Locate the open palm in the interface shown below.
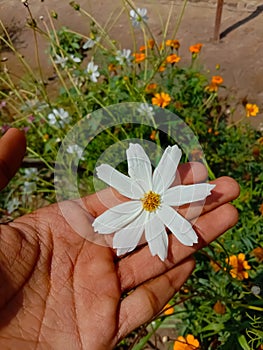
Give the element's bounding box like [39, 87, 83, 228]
[0, 129, 239, 349]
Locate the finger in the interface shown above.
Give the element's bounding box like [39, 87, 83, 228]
[117, 257, 195, 340]
[117, 202, 238, 292]
[0, 128, 26, 190]
[85, 162, 208, 217]
[179, 176, 240, 221]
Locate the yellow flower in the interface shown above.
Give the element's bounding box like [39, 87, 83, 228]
[211, 75, 224, 85]
[133, 52, 146, 63]
[213, 301, 226, 315]
[166, 39, 180, 50]
[166, 54, 181, 64]
[162, 303, 174, 315]
[173, 334, 200, 350]
[43, 134, 49, 142]
[189, 43, 203, 54]
[226, 253, 251, 280]
[246, 103, 259, 117]
[152, 92, 171, 108]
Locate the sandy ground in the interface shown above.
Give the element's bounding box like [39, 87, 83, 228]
[1, 0, 263, 129]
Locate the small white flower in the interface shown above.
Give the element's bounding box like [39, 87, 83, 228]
[93, 143, 215, 261]
[6, 198, 21, 214]
[69, 55, 81, 63]
[24, 167, 38, 179]
[251, 285, 261, 295]
[83, 36, 101, 50]
[137, 103, 154, 119]
[86, 61, 100, 82]
[130, 8, 148, 27]
[47, 108, 71, 127]
[67, 144, 84, 160]
[23, 181, 37, 194]
[115, 49, 132, 66]
[54, 54, 69, 68]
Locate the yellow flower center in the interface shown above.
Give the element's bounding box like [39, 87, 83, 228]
[141, 191, 161, 212]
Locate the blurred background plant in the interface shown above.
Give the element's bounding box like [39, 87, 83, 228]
[0, 0, 262, 349]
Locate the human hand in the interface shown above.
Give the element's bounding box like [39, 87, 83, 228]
[0, 130, 239, 349]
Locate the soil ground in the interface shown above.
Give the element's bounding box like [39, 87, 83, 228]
[1, 0, 263, 128]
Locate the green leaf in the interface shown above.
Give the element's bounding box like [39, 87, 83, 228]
[237, 335, 250, 350]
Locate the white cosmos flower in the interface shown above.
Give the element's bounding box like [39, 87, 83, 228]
[115, 49, 132, 66]
[86, 61, 100, 82]
[67, 144, 84, 160]
[48, 108, 71, 127]
[92, 143, 215, 261]
[130, 8, 148, 27]
[54, 54, 69, 68]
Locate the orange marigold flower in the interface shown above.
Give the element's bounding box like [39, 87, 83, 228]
[252, 247, 263, 262]
[205, 83, 219, 92]
[226, 253, 251, 280]
[173, 334, 200, 350]
[189, 43, 203, 54]
[163, 303, 174, 315]
[108, 63, 117, 74]
[166, 54, 181, 64]
[210, 260, 221, 272]
[152, 92, 171, 108]
[246, 103, 259, 117]
[133, 52, 146, 63]
[213, 301, 226, 315]
[211, 75, 224, 85]
[158, 63, 166, 72]
[148, 39, 155, 49]
[150, 130, 157, 140]
[166, 39, 180, 49]
[145, 83, 157, 93]
[139, 45, 146, 52]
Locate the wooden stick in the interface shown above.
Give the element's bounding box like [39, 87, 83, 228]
[214, 0, 224, 41]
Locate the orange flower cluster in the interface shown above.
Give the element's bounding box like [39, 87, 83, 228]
[246, 103, 259, 117]
[173, 334, 200, 350]
[152, 92, 171, 108]
[226, 253, 251, 280]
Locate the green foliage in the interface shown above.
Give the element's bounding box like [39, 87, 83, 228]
[0, 1, 262, 349]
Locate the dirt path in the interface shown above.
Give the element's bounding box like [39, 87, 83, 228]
[1, 0, 263, 127]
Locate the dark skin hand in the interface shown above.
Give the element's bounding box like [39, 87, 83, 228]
[0, 129, 240, 349]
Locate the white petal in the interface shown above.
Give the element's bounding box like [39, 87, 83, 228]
[96, 164, 143, 199]
[153, 145, 182, 194]
[127, 143, 152, 192]
[163, 183, 215, 206]
[158, 205, 198, 246]
[113, 211, 147, 254]
[145, 216, 168, 261]
[92, 201, 142, 234]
